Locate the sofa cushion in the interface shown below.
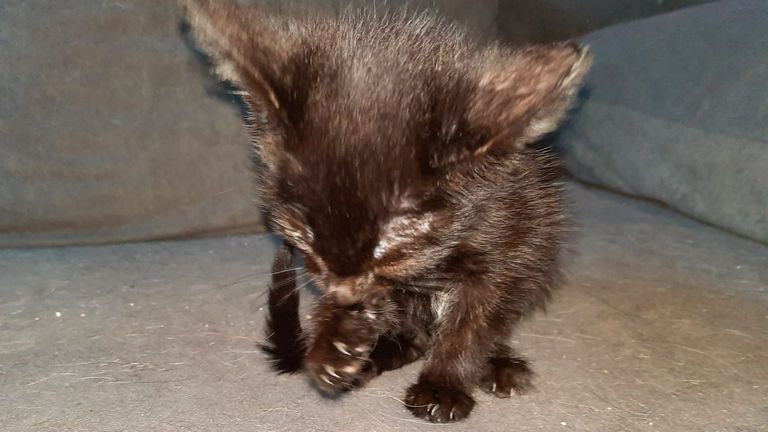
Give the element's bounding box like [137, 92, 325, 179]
[0, 0, 497, 248]
[556, 0, 768, 242]
[496, 0, 715, 44]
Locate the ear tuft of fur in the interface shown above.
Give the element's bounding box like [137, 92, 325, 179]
[180, 0, 285, 111]
[471, 42, 592, 152]
[427, 42, 591, 169]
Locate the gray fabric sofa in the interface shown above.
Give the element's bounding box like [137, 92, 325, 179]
[2, 1, 766, 431]
[556, 0, 768, 243]
[1, 0, 717, 248]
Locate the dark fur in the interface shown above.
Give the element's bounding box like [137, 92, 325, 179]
[183, 0, 590, 423]
[260, 242, 305, 374]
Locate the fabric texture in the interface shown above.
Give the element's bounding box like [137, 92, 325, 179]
[556, 0, 768, 242]
[1, 0, 262, 248]
[496, 0, 715, 44]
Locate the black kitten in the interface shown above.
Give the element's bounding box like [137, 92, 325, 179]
[182, 0, 590, 423]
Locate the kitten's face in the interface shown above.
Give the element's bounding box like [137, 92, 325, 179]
[258, 66, 458, 302]
[269, 187, 442, 303]
[262, 117, 448, 302]
[182, 0, 591, 303]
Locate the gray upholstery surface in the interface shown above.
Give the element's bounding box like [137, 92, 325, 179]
[556, 0, 768, 243]
[496, 0, 716, 44]
[3, 183, 767, 431]
[1, 0, 263, 248]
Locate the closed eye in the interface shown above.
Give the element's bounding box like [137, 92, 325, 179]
[373, 213, 433, 260]
[373, 274, 401, 286]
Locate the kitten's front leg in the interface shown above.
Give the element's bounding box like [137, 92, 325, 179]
[405, 281, 504, 423]
[479, 343, 535, 398]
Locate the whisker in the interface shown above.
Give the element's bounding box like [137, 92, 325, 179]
[292, 279, 313, 293]
[407, 281, 445, 287]
[270, 276, 304, 290]
[393, 336, 403, 353]
[414, 277, 452, 283]
[276, 279, 313, 306]
[270, 266, 304, 276]
[215, 275, 264, 289]
[215, 267, 305, 290]
[399, 283, 443, 294]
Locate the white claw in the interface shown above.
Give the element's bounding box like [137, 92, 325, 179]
[354, 345, 368, 354]
[450, 408, 456, 421]
[324, 365, 340, 379]
[509, 388, 516, 397]
[492, 383, 497, 393]
[429, 404, 439, 416]
[333, 341, 352, 356]
[365, 311, 376, 320]
[320, 375, 334, 386]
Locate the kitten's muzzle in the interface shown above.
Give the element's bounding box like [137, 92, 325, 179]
[327, 273, 389, 306]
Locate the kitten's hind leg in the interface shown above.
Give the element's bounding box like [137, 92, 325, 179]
[479, 343, 535, 398]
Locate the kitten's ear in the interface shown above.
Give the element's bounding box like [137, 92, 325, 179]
[469, 42, 592, 155]
[181, 0, 294, 120]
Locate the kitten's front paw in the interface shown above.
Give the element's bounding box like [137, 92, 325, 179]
[479, 356, 534, 398]
[305, 307, 378, 394]
[306, 340, 373, 393]
[404, 381, 475, 423]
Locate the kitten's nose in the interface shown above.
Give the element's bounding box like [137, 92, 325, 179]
[329, 287, 353, 304]
[327, 277, 357, 305]
[327, 273, 374, 305]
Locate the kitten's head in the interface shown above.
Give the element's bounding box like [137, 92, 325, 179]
[183, 0, 590, 304]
